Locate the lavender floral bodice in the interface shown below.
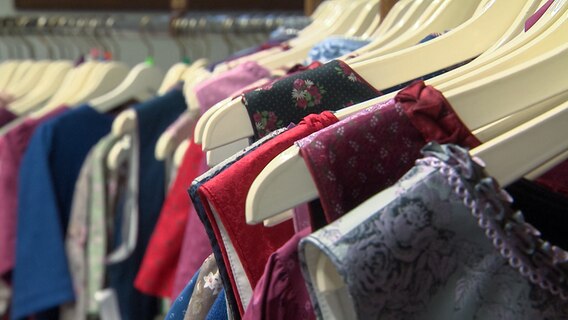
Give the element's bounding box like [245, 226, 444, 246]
[299, 143, 568, 320]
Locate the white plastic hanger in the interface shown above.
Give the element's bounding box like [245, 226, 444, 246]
[257, 1, 378, 70]
[368, 0, 413, 38]
[157, 62, 188, 96]
[89, 61, 163, 113]
[200, 0, 526, 151]
[9, 61, 74, 114]
[334, 0, 568, 119]
[426, 0, 566, 90]
[347, 0, 481, 62]
[312, 98, 568, 296]
[67, 62, 130, 106]
[5, 60, 50, 100]
[39, 61, 99, 110]
[349, 0, 435, 58]
[0, 61, 21, 90]
[245, 42, 568, 224]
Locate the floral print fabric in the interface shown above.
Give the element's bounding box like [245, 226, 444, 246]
[299, 143, 568, 320]
[297, 81, 481, 223]
[243, 60, 380, 140]
[185, 254, 223, 320]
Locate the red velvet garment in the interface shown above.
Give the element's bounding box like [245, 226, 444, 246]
[197, 111, 338, 315]
[297, 81, 482, 223]
[536, 160, 568, 197]
[134, 138, 206, 298]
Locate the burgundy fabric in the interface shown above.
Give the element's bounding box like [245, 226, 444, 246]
[297, 81, 481, 223]
[0, 107, 68, 276]
[243, 228, 315, 320]
[197, 111, 339, 315]
[535, 160, 568, 197]
[525, 0, 555, 31]
[134, 138, 207, 298]
[0, 108, 16, 127]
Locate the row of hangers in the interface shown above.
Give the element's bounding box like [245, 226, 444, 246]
[186, 0, 568, 234]
[0, 13, 308, 169]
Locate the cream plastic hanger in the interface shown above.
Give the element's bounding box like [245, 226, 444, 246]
[333, 0, 568, 120]
[200, 0, 526, 151]
[5, 60, 50, 99]
[32, 61, 130, 118]
[425, 0, 565, 90]
[351, 0, 435, 57]
[9, 61, 74, 114]
[1, 60, 32, 91]
[155, 62, 213, 161]
[258, 1, 378, 70]
[368, 0, 413, 38]
[90, 61, 163, 113]
[155, 111, 198, 161]
[39, 61, 99, 111]
[211, 1, 343, 74]
[0, 61, 21, 90]
[347, 0, 482, 62]
[313, 98, 568, 295]
[157, 62, 188, 96]
[245, 43, 568, 224]
[349, 0, 528, 88]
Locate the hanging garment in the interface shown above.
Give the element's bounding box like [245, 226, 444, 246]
[166, 270, 199, 320]
[189, 127, 289, 318]
[296, 80, 480, 223]
[299, 143, 568, 320]
[139, 61, 277, 299]
[63, 134, 120, 320]
[193, 112, 338, 316]
[134, 139, 206, 298]
[243, 228, 315, 320]
[0, 109, 16, 128]
[195, 62, 271, 114]
[185, 254, 223, 320]
[243, 60, 380, 139]
[12, 105, 113, 320]
[0, 106, 68, 278]
[307, 36, 371, 64]
[106, 89, 186, 320]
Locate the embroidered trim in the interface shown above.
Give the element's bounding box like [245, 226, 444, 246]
[416, 147, 568, 301]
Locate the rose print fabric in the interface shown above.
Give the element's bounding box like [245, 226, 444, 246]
[299, 143, 568, 320]
[242, 60, 380, 140]
[297, 81, 481, 223]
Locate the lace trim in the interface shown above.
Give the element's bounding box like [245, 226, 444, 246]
[416, 147, 568, 300]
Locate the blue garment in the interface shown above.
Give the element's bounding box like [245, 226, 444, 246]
[206, 290, 228, 320]
[307, 36, 370, 64]
[166, 270, 199, 320]
[12, 106, 112, 320]
[107, 89, 186, 320]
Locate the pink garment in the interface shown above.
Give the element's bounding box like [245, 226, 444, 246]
[525, 0, 555, 31]
[193, 61, 271, 114]
[164, 111, 196, 143]
[0, 106, 69, 276]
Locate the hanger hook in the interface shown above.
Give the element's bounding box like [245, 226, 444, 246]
[16, 16, 35, 59]
[139, 16, 154, 60]
[104, 16, 120, 61]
